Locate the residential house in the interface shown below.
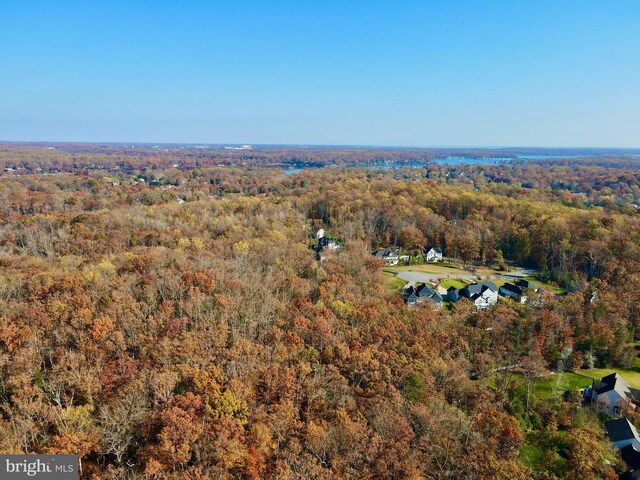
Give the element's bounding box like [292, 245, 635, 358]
[458, 281, 499, 309]
[425, 247, 443, 262]
[446, 286, 461, 302]
[603, 418, 640, 478]
[404, 283, 443, 307]
[373, 249, 400, 266]
[583, 373, 640, 416]
[620, 444, 640, 479]
[499, 282, 528, 303]
[314, 233, 341, 262]
[515, 279, 538, 291]
[605, 418, 640, 450]
[317, 236, 340, 251]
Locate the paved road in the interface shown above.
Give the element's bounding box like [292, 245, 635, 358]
[396, 268, 537, 286]
[397, 271, 475, 284]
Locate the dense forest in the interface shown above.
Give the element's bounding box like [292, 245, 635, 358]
[2, 145, 640, 478]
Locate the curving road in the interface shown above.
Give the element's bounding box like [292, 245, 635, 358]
[396, 268, 537, 286]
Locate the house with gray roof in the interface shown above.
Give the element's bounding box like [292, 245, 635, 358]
[425, 247, 443, 262]
[457, 281, 498, 309]
[499, 282, 528, 303]
[603, 418, 640, 478]
[583, 373, 640, 416]
[446, 286, 461, 302]
[372, 249, 399, 266]
[404, 283, 443, 307]
[605, 418, 640, 450]
[515, 279, 538, 291]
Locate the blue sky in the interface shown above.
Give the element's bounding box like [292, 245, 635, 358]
[1, 1, 639, 147]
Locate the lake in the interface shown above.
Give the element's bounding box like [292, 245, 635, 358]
[283, 154, 591, 173]
[431, 156, 513, 166]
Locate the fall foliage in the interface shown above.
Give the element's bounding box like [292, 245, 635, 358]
[1, 145, 638, 478]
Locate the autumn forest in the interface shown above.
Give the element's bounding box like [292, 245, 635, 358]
[3, 144, 640, 479]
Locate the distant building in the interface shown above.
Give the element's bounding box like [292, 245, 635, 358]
[224, 145, 252, 150]
[425, 247, 443, 262]
[372, 249, 400, 266]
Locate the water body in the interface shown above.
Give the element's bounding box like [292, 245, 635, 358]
[284, 163, 425, 174]
[432, 156, 513, 166]
[518, 154, 582, 159]
[283, 154, 591, 173]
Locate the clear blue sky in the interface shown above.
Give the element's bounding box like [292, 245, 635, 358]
[1, 1, 639, 147]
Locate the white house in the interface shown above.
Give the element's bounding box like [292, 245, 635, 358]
[372, 249, 399, 266]
[425, 247, 443, 262]
[583, 373, 640, 416]
[318, 237, 339, 251]
[459, 281, 498, 309]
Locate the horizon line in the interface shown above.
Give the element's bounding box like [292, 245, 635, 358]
[1, 139, 640, 151]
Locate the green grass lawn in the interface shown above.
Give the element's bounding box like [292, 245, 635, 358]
[382, 271, 407, 295]
[577, 342, 640, 387]
[438, 278, 468, 289]
[487, 371, 592, 400]
[580, 367, 640, 389]
[533, 372, 592, 399]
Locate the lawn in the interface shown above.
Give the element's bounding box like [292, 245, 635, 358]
[533, 372, 592, 399]
[488, 371, 592, 400]
[577, 343, 640, 387]
[438, 278, 469, 289]
[580, 367, 640, 389]
[382, 271, 408, 295]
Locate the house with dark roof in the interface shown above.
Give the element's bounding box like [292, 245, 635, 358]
[404, 283, 443, 307]
[457, 281, 498, 309]
[583, 373, 640, 416]
[515, 279, 538, 291]
[499, 282, 528, 303]
[425, 247, 443, 263]
[621, 444, 640, 475]
[605, 418, 640, 450]
[446, 286, 461, 302]
[317, 236, 340, 251]
[603, 418, 640, 478]
[372, 249, 399, 266]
